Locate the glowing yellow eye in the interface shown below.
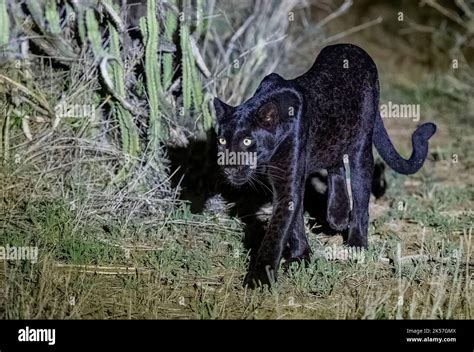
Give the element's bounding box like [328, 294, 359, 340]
[243, 138, 252, 146]
[218, 137, 227, 145]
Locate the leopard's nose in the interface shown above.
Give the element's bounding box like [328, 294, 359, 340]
[224, 166, 244, 176]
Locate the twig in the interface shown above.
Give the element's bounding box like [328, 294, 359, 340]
[455, 0, 473, 19]
[158, 41, 177, 53]
[211, 27, 227, 64]
[322, 17, 383, 44]
[237, 34, 288, 60]
[189, 35, 211, 78]
[21, 116, 33, 141]
[223, 14, 256, 64]
[317, 0, 353, 28]
[421, 0, 468, 28]
[400, 19, 437, 35]
[212, 34, 288, 81]
[54, 263, 153, 275]
[0, 74, 53, 117]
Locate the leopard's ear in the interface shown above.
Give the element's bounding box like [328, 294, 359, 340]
[257, 94, 299, 130]
[213, 98, 232, 123]
[257, 101, 279, 130]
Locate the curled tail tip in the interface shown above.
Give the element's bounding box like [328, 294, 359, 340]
[425, 122, 437, 136]
[416, 122, 437, 140]
[375, 120, 437, 175]
[426, 122, 437, 135]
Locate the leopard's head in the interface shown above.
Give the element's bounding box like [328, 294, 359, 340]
[214, 73, 302, 186]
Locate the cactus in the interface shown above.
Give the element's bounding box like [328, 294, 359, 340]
[190, 44, 203, 112]
[195, 0, 204, 38]
[180, 24, 192, 116]
[109, 25, 140, 158]
[180, 14, 208, 131]
[25, 0, 44, 29]
[105, 1, 140, 158]
[88, 2, 142, 164]
[1, 0, 214, 183]
[25, 0, 76, 62]
[202, 96, 213, 130]
[0, 0, 9, 48]
[142, 0, 165, 149]
[139, 16, 147, 42]
[162, 1, 178, 91]
[85, 8, 104, 58]
[179, 0, 211, 132]
[45, 0, 61, 35]
[73, 3, 87, 46]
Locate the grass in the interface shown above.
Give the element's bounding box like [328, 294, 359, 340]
[0, 211, 471, 318]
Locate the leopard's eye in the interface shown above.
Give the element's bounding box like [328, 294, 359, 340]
[243, 138, 252, 146]
[218, 137, 227, 145]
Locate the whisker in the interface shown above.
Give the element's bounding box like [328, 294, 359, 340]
[247, 177, 258, 192]
[251, 175, 275, 196]
[254, 170, 287, 181]
[263, 165, 287, 175]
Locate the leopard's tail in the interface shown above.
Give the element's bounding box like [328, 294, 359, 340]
[373, 111, 436, 175]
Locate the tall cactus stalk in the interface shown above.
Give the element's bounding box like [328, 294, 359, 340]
[45, 0, 61, 35]
[141, 0, 165, 151]
[25, 0, 44, 29]
[85, 8, 104, 57]
[195, 0, 204, 38]
[86, 2, 141, 178]
[25, 0, 76, 62]
[189, 45, 203, 114]
[109, 25, 140, 158]
[202, 96, 213, 130]
[162, 1, 177, 91]
[74, 4, 87, 46]
[180, 23, 192, 116]
[0, 0, 9, 48]
[180, 1, 207, 131]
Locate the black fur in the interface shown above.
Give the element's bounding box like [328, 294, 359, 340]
[214, 44, 436, 288]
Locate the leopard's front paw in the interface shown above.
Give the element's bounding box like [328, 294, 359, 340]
[243, 265, 276, 289]
[282, 252, 311, 272]
[327, 201, 350, 231]
[347, 226, 368, 249]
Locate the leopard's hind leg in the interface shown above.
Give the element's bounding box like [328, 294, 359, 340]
[326, 164, 351, 232]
